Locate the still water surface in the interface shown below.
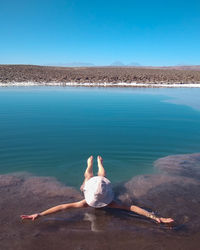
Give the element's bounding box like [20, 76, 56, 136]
[0, 87, 200, 187]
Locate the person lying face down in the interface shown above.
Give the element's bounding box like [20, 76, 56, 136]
[21, 156, 174, 224]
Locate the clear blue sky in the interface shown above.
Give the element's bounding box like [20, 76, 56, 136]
[0, 0, 200, 66]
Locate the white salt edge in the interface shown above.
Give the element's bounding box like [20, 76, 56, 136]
[0, 81, 200, 88]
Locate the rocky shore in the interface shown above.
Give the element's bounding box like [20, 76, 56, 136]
[0, 65, 200, 87]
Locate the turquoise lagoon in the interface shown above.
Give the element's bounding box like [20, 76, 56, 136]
[0, 87, 200, 188]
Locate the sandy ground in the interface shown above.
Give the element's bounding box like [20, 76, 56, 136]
[0, 65, 200, 87]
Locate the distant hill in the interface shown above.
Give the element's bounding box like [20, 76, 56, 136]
[46, 62, 96, 67]
[110, 61, 125, 66]
[110, 61, 141, 67]
[127, 62, 141, 66]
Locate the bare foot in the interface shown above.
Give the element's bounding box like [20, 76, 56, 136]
[97, 155, 103, 165]
[87, 155, 93, 167]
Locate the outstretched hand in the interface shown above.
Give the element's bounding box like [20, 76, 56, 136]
[21, 213, 40, 221]
[155, 217, 174, 224]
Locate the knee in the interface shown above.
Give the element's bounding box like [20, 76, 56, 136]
[84, 173, 93, 179]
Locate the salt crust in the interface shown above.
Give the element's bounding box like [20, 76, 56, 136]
[0, 81, 200, 88]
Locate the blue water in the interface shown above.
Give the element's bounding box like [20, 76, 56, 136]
[0, 87, 200, 188]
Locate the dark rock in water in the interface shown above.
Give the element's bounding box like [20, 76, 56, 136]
[154, 153, 200, 179]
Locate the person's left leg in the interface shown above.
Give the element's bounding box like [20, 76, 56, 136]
[97, 155, 106, 177]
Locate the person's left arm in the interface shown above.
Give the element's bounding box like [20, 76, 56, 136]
[108, 201, 174, 224]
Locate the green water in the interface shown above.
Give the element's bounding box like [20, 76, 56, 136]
[0, 87, 200, 188]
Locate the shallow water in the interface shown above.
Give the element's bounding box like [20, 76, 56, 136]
[0, 87, 200, 187]
[1, 152, 200, 250]
[0, 87, 200, 250]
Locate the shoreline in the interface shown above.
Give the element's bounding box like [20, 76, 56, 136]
[1, 81, 200, 88]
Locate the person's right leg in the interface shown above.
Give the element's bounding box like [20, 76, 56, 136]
[80, 155, 94, 191]
[84, 155, 94, 180]
[97, 155, 106, 177]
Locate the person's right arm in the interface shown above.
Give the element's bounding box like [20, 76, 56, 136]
[21, 199, 87, 221]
